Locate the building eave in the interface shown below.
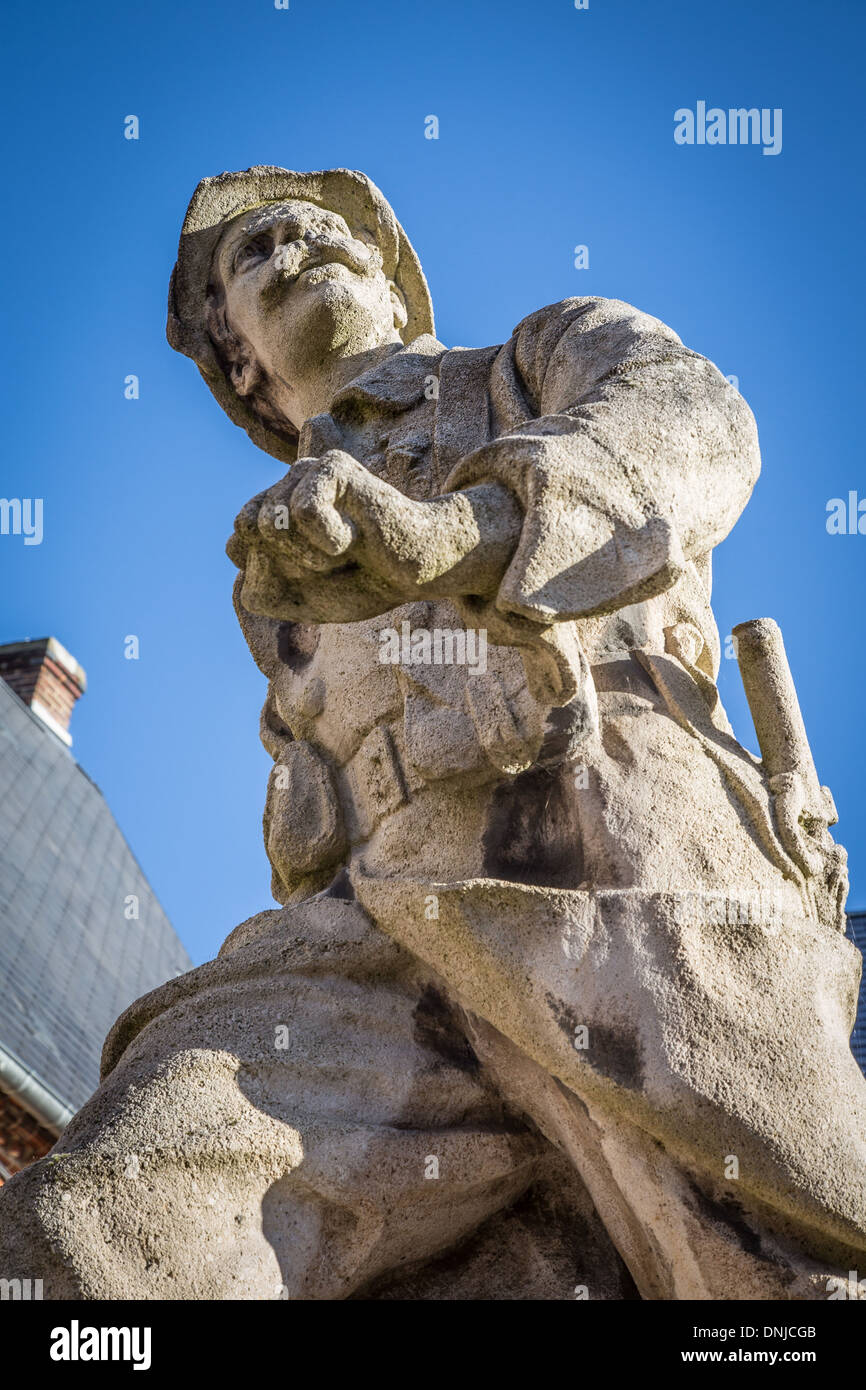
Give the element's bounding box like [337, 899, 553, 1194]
[0, 1042, 75, 1137]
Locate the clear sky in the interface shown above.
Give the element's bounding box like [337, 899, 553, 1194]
[2, 0, 863, 964]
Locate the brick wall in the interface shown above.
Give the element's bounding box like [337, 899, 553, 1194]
[0, 1089, 55, 1182]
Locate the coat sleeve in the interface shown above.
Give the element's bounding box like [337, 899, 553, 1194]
[444, 297, 760, 624]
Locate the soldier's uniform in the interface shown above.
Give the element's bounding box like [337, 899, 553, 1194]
[2, 293, 863, 1299]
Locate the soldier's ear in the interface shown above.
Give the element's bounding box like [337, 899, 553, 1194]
[388, 281, 408, 333]
[205, 288, 265, 398]
[230, 351, 265, 398]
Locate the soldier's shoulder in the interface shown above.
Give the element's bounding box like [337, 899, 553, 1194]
[510, 296, 679, 343]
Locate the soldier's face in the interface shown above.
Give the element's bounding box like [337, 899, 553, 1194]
[215, 200, 404, 379]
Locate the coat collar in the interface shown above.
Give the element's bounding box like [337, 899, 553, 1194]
[329, 334, 446, 416]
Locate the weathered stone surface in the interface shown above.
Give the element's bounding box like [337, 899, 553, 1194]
[0, 166, 862, 1299]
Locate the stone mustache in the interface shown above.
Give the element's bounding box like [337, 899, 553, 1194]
[0, 167, 862, 1300]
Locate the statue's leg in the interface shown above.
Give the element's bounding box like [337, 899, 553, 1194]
[0, 895, 552, 1300]
[350, 657, 866, 1299]
[357, 1143, 640, 1300]
[467, 1010, 865, 1301]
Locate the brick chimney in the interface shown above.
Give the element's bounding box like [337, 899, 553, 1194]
[0, 638, 87, 747]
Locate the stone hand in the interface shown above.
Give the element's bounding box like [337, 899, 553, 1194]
[227, 449, 523, 625]
[226, 467, 406, 625]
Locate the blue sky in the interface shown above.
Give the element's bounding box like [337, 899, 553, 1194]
[1, 0, 863, 963]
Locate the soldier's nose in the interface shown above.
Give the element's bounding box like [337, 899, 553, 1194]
[272, 237, 312, 272]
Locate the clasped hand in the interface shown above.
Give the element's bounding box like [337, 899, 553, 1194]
[227, 448, 522, 626]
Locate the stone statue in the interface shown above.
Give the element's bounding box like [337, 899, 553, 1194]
[1, 167, 863, 1300]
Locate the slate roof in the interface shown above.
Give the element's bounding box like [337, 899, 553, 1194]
[846, 910, 866, 1075]
[0, 677, 192, 1127]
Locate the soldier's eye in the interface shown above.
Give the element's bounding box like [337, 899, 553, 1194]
[235, 235, 272, 271]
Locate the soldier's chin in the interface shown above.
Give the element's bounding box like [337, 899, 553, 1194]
[287, 276, 391, 350]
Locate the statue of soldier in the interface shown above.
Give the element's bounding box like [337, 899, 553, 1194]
[0, 167, 863, 1300]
